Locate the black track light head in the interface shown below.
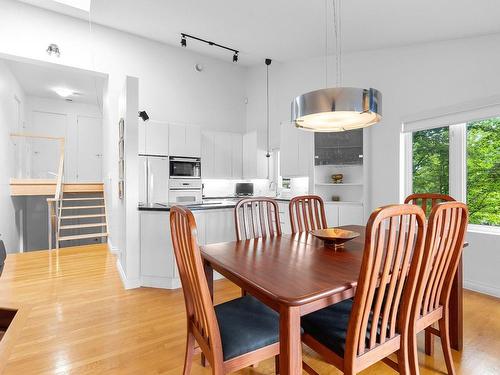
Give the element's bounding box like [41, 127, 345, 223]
[265, 58, 272, 66]
[181, 35, 187, 47]
[138, 111, 149, 122]
[233, 53, 239, 63]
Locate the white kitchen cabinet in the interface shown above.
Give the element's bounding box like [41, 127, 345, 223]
[140, 211, 175, 280]
[201, 132, 215, 178]
[145, 121, 169, 155]
[324, 203, 364, 227]
[231, 133, 243, 178]
[324, 204, 340, 227]
[243, 131, 267, 179]
[278, 201, 291, 234]
[280, 123, 313, 177]
[205, 209, 236, 244]
[202, 131, 243, 179]
[339, 204, 364, 226]
[169, 123, 201, 157]
[138, 120, 169, 156]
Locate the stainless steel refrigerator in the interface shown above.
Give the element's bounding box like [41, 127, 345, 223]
[139, 154, 169, 204]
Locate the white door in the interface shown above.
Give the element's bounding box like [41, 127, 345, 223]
[77, 116, 102, 181]
[168, 123, 186, 156]
[231, 133, 243, 179]
[31, 111, 67, 179]
[185, 125, 201, 157]
[214, 132, 232, 178]
[205, 209, 236, 244]
[148, 156, 169, 204]
[201, 131, 215, 178]
[339, 205, 364, 226]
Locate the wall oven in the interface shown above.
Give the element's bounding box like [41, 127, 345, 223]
[169, 156, 201, 179]
[168, 179, 202, 204]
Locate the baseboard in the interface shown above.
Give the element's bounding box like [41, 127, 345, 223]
[116, 259, 141, 289]
[141, 275, 181, 290]
[464, 279, 500, 298]
[107, 239, 120, 255]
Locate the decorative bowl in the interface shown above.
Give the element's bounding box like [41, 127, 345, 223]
[309, 228, 360, 250]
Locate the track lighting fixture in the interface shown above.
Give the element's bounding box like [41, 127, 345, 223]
[138, 111, 149, 122]
[180, 33, 239, 63]
[46, 43, 60, 57]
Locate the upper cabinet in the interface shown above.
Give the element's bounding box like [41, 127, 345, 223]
[169, 123, 201, 157]
[138, 120, 169, 156]
[280, 123, 313, 177]
[314, 129, 363, 165]
[202, 131, 243, 179]
[243, 131, 268, 179]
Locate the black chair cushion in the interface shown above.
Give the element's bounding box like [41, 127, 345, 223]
[301, 298, 353, 357]
[215, 295, 279, 361]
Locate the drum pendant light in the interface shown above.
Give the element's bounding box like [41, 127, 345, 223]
[291, 0, 382, 132]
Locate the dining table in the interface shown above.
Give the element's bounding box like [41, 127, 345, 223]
[200, 225, 464, 374]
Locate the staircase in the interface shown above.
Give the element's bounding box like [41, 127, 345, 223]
[57, 188, 108, 248]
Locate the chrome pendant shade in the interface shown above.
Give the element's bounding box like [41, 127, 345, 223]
[292, 87, 382, 132]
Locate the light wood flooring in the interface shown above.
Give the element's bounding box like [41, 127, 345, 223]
[0, 244, 498, 374]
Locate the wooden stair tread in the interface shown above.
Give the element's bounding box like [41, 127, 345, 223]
[61, 205, 105, 210]
[60, 223, 107, 230]
[62, 197, 104, 201]
[59, 233, 108, 241]
[61, 214, 106, 219]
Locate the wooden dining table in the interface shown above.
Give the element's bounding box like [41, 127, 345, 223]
[201, 225, 464, 374]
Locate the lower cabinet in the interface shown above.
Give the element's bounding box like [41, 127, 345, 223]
[325, 203, 364, 227]
[278, 202, 291, 234]
[140, 208, 234, 289]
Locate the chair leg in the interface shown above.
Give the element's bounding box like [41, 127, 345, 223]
[397, 344, 410, 375]
[241, 288, 247, 297]
[275, 355, 280, 374]
[438, 312, 456, 375]
[183, 331, 195, 375]
[425, 327, 434, 356]
[408, 327, 420, 375]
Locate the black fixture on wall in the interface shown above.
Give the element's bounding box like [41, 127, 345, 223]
[138, 111, 149, 122]
[180, 33, 239, 63]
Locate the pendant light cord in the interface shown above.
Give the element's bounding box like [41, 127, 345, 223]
[333, 0, 342, 87]
[325, 0, 328, 87]
[265, 59, 272, 158]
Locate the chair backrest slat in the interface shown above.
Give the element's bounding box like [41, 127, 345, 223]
[235, 198, 281, 241]
[170, 205, 223, 364]
[404, 193, 455, 217]
[344, 204, 426, 359]
[289, 195, 328, 234]
[414, 202, 468, 318]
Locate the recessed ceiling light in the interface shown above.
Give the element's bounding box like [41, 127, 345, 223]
[52, 0, 90, 12]
[53, 87, 74, 98]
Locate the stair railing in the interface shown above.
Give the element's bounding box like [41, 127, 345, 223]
[10, 133, 65, 250]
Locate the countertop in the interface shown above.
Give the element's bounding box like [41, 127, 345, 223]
[138, 196, 362, 212]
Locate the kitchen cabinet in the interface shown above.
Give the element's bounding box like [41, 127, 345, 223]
[324, 203, 364, 227]
[169, 123, 201, 157]
[201, 131, 243, 179]
[205, 209, 236, 244]
[138, 120, 169, 156]
[278, 202, 291, 234]
[314, 129, 363, 166]
[243, 131, 267, 179]
[280, 123, 314, 177]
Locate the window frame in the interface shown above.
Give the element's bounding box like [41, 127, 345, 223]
[402, 115, 500, 234]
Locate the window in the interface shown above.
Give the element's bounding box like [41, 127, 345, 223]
[466, 118, 500, 226]
[405, 116, 500, 229]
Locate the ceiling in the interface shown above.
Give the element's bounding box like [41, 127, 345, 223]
[17, 0, 500, 66]
[5, 58, 105, 105]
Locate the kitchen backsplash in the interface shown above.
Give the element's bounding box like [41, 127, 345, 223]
[203, 177, 309, 198]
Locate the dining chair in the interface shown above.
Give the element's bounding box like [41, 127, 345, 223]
[0, 240, 6, 276]
[289, 195, 327, 233]
[301, 204, 427, 375]
[234, 197, 282, 240]
[404, 193, 455, 216]
[408, 202, 468, 375]
[170, 205, 280, 375]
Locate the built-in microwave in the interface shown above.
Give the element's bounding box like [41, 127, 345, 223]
[169, 156, 201, 179]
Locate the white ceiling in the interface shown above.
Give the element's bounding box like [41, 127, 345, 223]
[17, 0, 500, 66]
[5, 58, 105, 105]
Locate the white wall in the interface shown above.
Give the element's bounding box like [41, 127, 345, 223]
[245, 34, 500, 297]
[0, 60, 25, 253]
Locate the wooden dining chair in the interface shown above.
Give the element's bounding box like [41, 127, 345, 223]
[289, 195, 327, 233]
[301, 204, 427, 375]
[408, 202, 468, 375]
[404, 193, 455, 216]
[234, 197, 282, 240]
[170, 205, 280, 374]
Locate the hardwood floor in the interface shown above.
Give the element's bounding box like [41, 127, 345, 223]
[0, 244, 498, 374]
